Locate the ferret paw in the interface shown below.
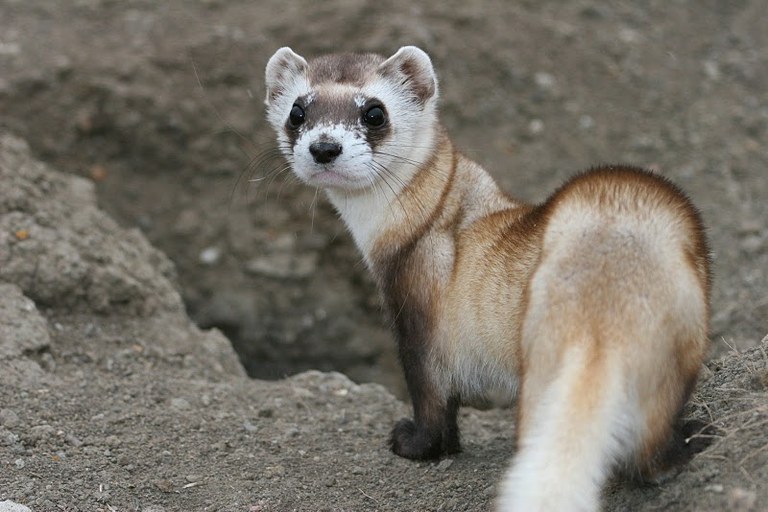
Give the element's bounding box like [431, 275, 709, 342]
[389, 418, 460, 460]
[390, 418, 441, 460]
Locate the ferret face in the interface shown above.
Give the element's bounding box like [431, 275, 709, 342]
[265, 47, 439, 192]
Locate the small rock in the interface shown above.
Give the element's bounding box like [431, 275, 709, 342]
[28, 424, 55, 444]
[153, 479, 175, 493]
[435, 458, 454, 472]
[728, 487, 757, 511]
[704, 483, 724, 493]
[265, 465, 286, 478]
[738, 219, 763, 234]
[741, 234, 764, 252]
[170, 397, 191, 411]
[65, 434, 83, 447]
[617, 27, 640, 43]
[199, 246, 222, 265]
[185, 474, 203, 483]
[0, 42, 21, 56]
[94, 489, 111, 504]
[0, 430, 19, 446]
[210, 441, 228, 452]
[703, 60, 721, 80]
[534, 72, 556, 90]
[0, 500, 32, 512]
[245, 252, 318, 279]
[578, 115, 595, 130]
[104, 435, 121, 447]
[0, 409, 19, 428]
[528, 119, 544, 136]
[243, 420, 257, 433]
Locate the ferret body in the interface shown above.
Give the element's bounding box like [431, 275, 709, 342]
[264, 46, 710, 511]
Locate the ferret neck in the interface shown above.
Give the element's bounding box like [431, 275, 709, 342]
[325, 133, 454, 266]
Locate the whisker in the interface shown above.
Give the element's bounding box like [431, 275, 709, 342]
[191, 56, 257, 153]
[310, 186, 320, 231]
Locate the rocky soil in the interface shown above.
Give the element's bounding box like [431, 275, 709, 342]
[1, 1, 767, 511]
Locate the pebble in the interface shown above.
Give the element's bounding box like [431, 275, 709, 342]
[534, 72, 556, 90]
[0, 430, 20, 446]
[245, 253, 318, 279]
[738, 219, 763, 235]
[170, 397, 191, 410]
[703, 60, 721, 80]
[741, 234, 764, 252]
[264, 465, 286, 478]
[199, 246, 222, 265]
[104, 435, 121, 447]
[0, 409, 20, 428]
[153, 479, 175, 493]
[65, 434, 83, 447]
[527, 119, 544, 136]
[0, 500, 32, 512]
[578, 115, 595, 130]
[704, 483, 724, 493]
[728, 487, 757, 510]
[94, 489, 111, 504]
[435, 458, 454, 472]
[617, 27, 640, 44]
[28, 424, 55, 443]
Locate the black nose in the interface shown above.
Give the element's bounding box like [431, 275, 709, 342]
[309, 142, 342, 164]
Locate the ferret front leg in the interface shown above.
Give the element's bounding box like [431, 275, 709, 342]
[389, 339, 461, 459]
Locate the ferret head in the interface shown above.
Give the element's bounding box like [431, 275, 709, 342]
[264, 46, 439, 192]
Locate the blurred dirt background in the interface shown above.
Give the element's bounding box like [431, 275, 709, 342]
[0, 0, 767, 511]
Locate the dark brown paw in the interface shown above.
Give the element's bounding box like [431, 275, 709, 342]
[388, 418, 461, 460]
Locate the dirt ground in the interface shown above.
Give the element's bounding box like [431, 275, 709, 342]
[1, 0, 767, 511]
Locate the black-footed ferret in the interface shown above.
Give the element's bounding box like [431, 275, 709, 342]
[264, 46, 710, 511]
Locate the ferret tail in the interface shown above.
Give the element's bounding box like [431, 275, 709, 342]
[496, 345, 638, 512]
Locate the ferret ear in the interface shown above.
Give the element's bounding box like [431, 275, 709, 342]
[378, 46, 438, 104]
[265, 47, 308, 106]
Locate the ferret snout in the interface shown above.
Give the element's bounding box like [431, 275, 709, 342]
[309, 141, 343, 164]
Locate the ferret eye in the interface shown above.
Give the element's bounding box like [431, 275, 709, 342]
[363, 106, 386, 127]
[288, 104, 305, 129]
